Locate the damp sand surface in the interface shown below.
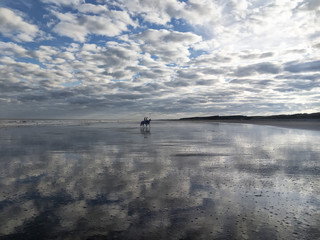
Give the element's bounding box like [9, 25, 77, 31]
[1, 120, 320, 239]
[194, 119, 320, 131]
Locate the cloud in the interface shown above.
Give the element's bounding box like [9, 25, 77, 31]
[177, 0, 222, 26]
[284, 60, 320, 73]
[195, 79, 216, 86]
[136, 29, 201, 64]
[234, 62, 281, 77]
[297, 0, 320, 11]
[137, 29, 201, 44]
[41, 0, 85, 7]
[276, 73, 320, 81]
[77, 42, 140, 81]
[0, 42, 28, 58]
[176, 69, 201, 80]
[117, 0, 184, 25]
[239, 51, 274, 59]
[50, 7, 135, 42]
[0, 44, 77, 92]
[0, 7, 39, 42]
[77, 3, 109, 14]
[117, 0, 221, 27]
[190, 0, 320, 54]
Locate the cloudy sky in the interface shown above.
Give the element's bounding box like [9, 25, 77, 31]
[0, 0, 320, 119]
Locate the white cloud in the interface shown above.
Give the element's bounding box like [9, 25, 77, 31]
[118, 0, 183, 25]
[41, 0, 85, 7]
[77, 3, 109, 14]
[53, 21, 87, 42]
[51, 8, 135, 42]
[179, 0, 221, 25]
[0, 8, 39, 42]
[32, 45, 59, 64]
[117, 0, 221, 27]
[136, 29, 201, 64]
[189, 0, 320, 54]
[0, 42, 28, 58]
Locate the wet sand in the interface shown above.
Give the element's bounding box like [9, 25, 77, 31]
[202, 119, 320, 131]
[0, 121, 320, 239]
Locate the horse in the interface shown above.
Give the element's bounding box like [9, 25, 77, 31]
[140, 119, 151, 130]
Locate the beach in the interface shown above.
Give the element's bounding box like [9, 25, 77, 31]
[0, 120, 320, 239]
[186, 119, 320, 132]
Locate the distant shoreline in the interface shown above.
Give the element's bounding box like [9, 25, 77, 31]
[178, 112, 320, 131]
[185, 119, 320, 131]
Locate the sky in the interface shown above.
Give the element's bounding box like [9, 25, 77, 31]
[0, 0, 320, 120]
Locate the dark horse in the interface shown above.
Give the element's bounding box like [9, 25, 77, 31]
[140, 119, 151, 130]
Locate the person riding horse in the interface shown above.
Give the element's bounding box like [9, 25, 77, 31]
[140, 117, 151, 129]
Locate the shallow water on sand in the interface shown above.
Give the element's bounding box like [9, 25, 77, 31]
[1, 121, 320, 239]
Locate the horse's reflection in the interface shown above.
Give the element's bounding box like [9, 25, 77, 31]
[140, 128, 151, 137]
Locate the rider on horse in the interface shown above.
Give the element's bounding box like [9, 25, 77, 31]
[140, 117, 151, 129]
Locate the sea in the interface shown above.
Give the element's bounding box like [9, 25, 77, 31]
[0, 120, 320, 239]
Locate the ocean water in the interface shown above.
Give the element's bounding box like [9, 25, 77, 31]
[0, 120, 320, 239]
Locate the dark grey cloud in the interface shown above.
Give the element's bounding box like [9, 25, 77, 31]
[18, 94, 49, 102]
[287, 80, 319, 91]
[195, 79, 216, 86]
[275, 82, 317, 92]
[165, 79, 190, 88]
[230, 78, 273, 87]
[0, 80, 31, 93]
[49, 90, 75, 99]
[297, 0, 320, 11]
[275, 73, 320, 81]
[234, 62, 281, 77]
[239, 52, 274, 59]
[285, 49, 306, 54]
[138, 68, 168, 79]
[176, 69, 201, 80]
[103, 70, 128, 79]
[201, 68, 225, 75]
[190, 55, 232, 65]
[284, 60, 320, 73]
[212, 55, 232, 63]
[132, 83, 166, 93]
[273, 73, 320, 92]
[177, 97, 209, 105]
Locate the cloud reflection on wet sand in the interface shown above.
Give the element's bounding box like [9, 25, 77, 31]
[0, 121, 320, 239]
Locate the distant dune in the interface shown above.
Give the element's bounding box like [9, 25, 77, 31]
[180, 112, 320, 121]
[179, 112, 320, 131]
